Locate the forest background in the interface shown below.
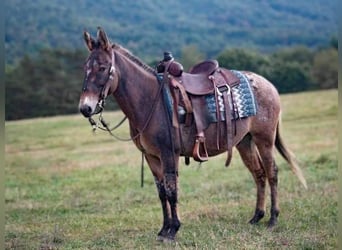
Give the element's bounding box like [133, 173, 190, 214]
[5, 0, 338, 120]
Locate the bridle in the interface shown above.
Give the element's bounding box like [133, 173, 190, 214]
[83, 48, 165, 142]
[82, 48, 116, 113]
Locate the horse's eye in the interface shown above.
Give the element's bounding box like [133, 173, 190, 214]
[99, 66, 106, 72]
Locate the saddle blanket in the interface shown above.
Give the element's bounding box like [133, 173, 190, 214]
[230, 70, 257, 118]
[206, 70, 257, 121]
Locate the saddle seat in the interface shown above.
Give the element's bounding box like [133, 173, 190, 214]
[173, 60, 240, 96]
[189, 60, 219, 75]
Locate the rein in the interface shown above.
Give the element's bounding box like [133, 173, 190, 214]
[88, 113, 128, 140]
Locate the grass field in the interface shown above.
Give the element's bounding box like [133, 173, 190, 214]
[5, 89, 337, 249]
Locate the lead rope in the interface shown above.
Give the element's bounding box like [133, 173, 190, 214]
[141, 152, 145, 188]
[91, 114, 146, 187]
[89, 113, 146, 187]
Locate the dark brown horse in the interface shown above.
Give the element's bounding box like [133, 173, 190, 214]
[79, 27, 307, 242]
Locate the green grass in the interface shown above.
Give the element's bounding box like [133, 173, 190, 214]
[5, 89, 337, 249]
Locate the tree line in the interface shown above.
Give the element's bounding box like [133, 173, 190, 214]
[5, 39, 337, 120]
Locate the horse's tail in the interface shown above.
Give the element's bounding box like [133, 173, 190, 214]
[275, 120, 308, 189]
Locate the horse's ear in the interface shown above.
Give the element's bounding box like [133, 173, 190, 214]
[97, 27, 111, 51]
[84, 31, 95, 51]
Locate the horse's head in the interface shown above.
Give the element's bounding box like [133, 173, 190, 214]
[79, 27, 118, 117]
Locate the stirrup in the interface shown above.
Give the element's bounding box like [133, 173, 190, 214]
[193, 135, 209, 162]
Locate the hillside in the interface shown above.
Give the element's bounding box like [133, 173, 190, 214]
[5, 0, 338, 64]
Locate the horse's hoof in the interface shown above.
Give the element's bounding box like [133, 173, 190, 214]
[156, 235, 175, 243]
[267, 219, 277, 229]
[249, 215, 263, 224]
[249, 218, 259, 224]
[249, 209, 265, 224]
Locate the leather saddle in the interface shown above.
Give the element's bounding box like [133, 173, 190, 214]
[175, 60, 239, 95]
[158, 55, 240, 165]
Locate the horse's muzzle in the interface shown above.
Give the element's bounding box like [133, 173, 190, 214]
[79, 104, 93, 118]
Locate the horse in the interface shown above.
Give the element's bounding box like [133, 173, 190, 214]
[78, 27, 307, 242]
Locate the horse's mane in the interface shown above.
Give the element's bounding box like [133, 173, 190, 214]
[112, 44, 156, 74]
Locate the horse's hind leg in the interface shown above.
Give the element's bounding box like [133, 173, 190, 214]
[236, 133, 266, 224]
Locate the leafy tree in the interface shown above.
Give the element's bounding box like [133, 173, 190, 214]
[6, 49, 88, 120]
[266, 61, 312, 93]
[262, 46, 315, 93]
[216, 48, 269, 73]
[270, 46, 315, 65]
[311, 48, 338, 89]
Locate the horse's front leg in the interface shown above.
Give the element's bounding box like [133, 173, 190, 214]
[145, 154, 181, 241]
[154, 177, 172, 240]
[163, 171, 181, 240]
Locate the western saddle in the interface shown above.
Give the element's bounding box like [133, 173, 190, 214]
[157, 52, 240, 166]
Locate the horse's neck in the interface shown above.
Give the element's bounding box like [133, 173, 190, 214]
[113, 52, 159, 128]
